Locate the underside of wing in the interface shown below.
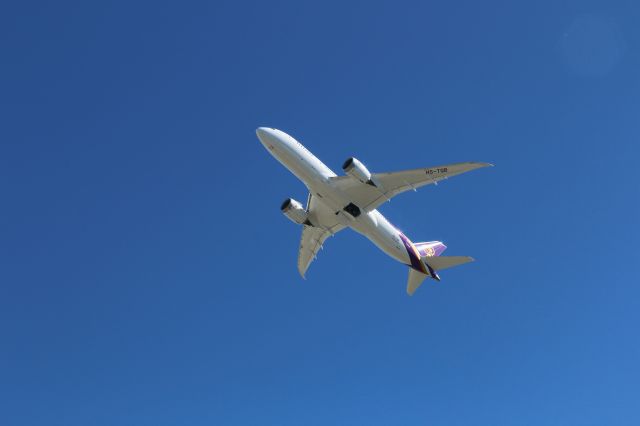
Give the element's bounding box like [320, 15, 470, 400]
[331, 162, 492, 211]
[297, 194, 345, 277]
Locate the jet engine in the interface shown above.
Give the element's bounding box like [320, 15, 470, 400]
[281, 198, 312, 225]
[342, 157, 376, 186]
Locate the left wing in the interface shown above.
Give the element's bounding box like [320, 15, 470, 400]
[298, 194, 345, 277]
[331, 162, 492, 212]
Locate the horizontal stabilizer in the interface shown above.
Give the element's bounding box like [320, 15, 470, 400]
[423, 256, 474, 271]
[407, 268, 428, 296]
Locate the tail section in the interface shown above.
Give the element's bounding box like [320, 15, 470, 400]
[406, 255, 474, 296]
[414, 241, 447, 257]
[423, 255, 474, 271]
[405, 238, 474, 296]
[407, 268, 428, 296]
[400, 235, 475, 296]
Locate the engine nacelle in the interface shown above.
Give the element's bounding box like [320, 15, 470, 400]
[280, 198, 312, 225]
[342, 157, 376, 186]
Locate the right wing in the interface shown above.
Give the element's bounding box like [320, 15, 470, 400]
[331, 162, 492, 212]
[297, 194, 345, 278]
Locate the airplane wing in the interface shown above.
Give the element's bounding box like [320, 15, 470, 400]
[330, 162, 492, 212]
[298, 194, 345, 278]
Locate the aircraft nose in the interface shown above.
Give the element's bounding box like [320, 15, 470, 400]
[256, 127, 274, 144]
[256, 127, 284, 152]
[256, 127, 269, 139]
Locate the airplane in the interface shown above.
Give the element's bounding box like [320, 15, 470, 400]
[256, 127, 492, 295]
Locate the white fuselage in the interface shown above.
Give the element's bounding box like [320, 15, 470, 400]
[257, 127, 413, 266]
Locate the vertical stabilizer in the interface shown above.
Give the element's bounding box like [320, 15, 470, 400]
[414, 241, 447, 257]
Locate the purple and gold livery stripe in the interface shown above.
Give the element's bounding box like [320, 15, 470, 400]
[398, 232, 429, 274]
[415, 241, 447, 257]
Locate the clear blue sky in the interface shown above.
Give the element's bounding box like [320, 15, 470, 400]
[1, 1, 639, 425]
